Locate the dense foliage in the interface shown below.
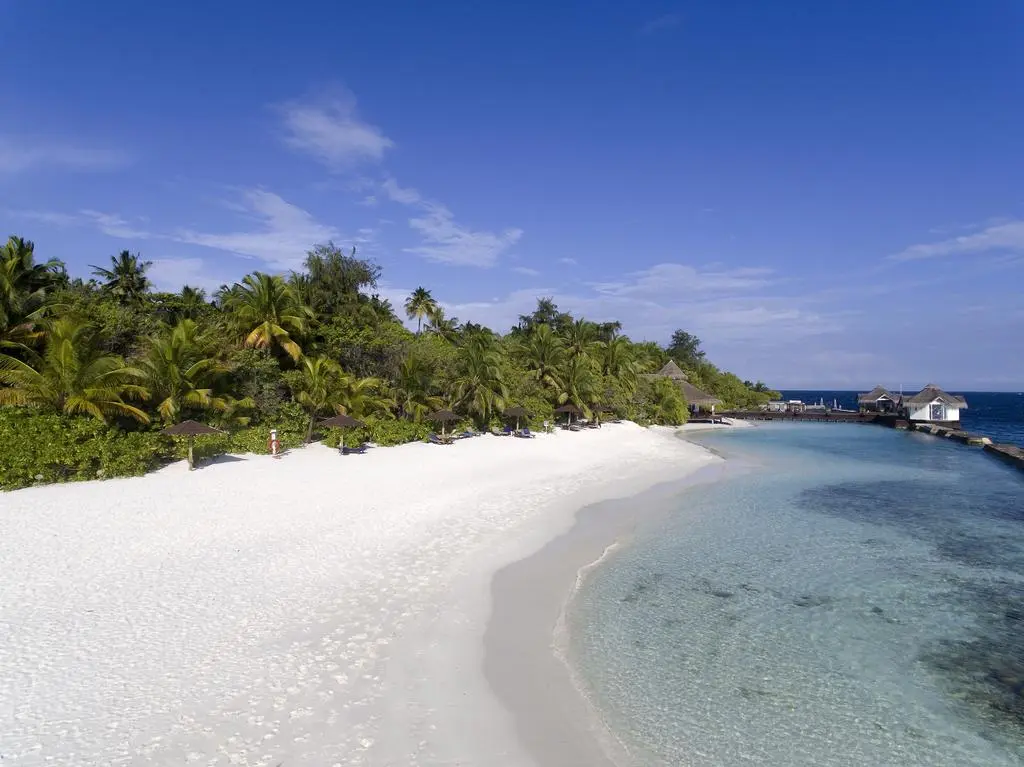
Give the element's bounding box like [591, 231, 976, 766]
[0, 235, 779, 489]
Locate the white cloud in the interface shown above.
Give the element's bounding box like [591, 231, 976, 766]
[276, 89, 393, 168]
[273, 85, 522, 268]
[405, 202, 522, 267]
[558, 257, 578, 266]
[0, 136, 131, 174]
[891, 220, 1024, 261]
[175, 190, 339, 272]
[78, 210, 151, 239]
[6, 208, 151, 239]
[381, 178, 422, 205]
[149, 258, 225, 293]
[589, 263, 775, 297]
[512, 266, 540, 277]
[376, 176, 522, 267]
[8, 190, 340, 274]
[427, 263, 840, 346]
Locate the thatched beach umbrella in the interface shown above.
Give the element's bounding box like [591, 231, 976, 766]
[504, 406, 529, 431]
[161, 420, 225, 471]
[320, 413, 366, 453]
[427, 409, 459, 438]
[553, 403, 583, 427]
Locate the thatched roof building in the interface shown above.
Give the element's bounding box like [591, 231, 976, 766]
[904, 384, 968, 409]
[857, 385, 897, 405]
[646, 360, 722, 409]
[857, 385, 900, 413]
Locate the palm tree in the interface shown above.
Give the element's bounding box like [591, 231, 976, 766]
[404, 287, 438, 335]
[563, 318, 600, 359]
[452, 336, 508, 427]
[516, 323, 565, 391]
[90, 250, 152, 303]
[336, 372, 392, 420]
[290, 356, 344, 442]
[424, 306, 459, 342]
[138, 320, 234, 424]
[179, 286, 208, 319]
[392, 355, 444, 421]
[0, 237, 63, 352]
[0, 317, 149, 422]
[224, 272, 311, 362]
[556, 354, 600, 413]
[598, 336, 639, 394]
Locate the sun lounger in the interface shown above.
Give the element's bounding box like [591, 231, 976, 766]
[428, 433, 454, 445]
[515, 427, 536, 438]
[492, 425, 514, 436]
[568, 423, 583, 432]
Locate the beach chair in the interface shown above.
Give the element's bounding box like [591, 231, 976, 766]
[493, 425, 514, 436]
[516, 427, 536, 438]
[428, 433, 454, 445]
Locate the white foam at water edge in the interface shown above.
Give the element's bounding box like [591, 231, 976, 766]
[552, 540, 638, 767]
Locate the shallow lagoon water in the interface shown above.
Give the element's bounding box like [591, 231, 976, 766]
[568, 424, 1023, 766]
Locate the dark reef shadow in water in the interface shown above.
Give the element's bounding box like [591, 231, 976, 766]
[798, 477, 1024, 752]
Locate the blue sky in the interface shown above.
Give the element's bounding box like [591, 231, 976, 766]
[2, 2, 1022, 390]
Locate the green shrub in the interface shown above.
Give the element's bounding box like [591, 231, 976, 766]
[190, 406, 308, 461]
[320, 417, 431, 448]
[632, 377, 689, 426]
[0, 409, 174, 490]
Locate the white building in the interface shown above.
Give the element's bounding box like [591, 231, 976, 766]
[902, 384, 968, 425]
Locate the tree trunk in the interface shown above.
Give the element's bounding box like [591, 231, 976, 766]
[306, 413, 315, 443]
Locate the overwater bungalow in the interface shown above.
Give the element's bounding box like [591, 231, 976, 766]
[647, 360, 722, 414]
[857, 386, 899, 414]
[902, 384, 967, 426]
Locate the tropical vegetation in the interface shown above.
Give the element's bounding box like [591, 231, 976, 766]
[0, 236, 779, 489]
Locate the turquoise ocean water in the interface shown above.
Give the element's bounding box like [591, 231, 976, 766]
[568, 424, 1023, 766]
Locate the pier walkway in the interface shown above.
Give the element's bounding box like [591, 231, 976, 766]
[716, 411, 1024, 471]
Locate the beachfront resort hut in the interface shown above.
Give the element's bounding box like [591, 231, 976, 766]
[161, 420, 225, 470]
[858, 386, 899, 414]
[901, 385, 968, 425]
[320, 413, 366, 454]
[645, 360, 722, 413]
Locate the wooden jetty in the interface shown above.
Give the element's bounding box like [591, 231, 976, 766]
[719, 410, 877, 424]
[718, 410, 1023, 472]
[984, 443, 1024, 471]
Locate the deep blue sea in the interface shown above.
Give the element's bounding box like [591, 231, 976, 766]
[781, 390, 1024, 447]
[569, 423, 1024, 766]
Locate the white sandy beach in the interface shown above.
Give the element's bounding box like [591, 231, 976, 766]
[0, 422, 722, 766]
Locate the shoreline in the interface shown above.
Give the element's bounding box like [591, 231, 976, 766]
[484, 423, 751, 767]
[0, 420, 721, 766]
